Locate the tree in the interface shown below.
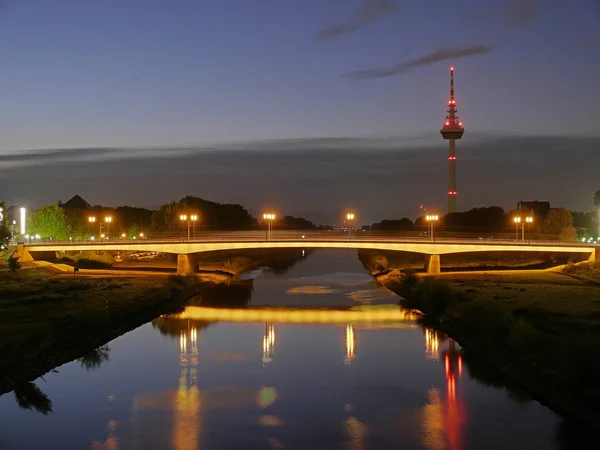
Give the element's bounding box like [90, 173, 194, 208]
[128, 223, 140, 238]
[542, 208, 575, 239]
[28, 204, 71, 240]
[8, 256, 21, 272]
[595, 190, 600, 234]
[0, 201, 10, 249]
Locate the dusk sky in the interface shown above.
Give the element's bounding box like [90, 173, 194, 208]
[1, 0, 599, 223]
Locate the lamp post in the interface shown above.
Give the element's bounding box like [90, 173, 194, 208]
[88, 216, 101, 239]
[263, 213, 276, 241]
[515, 216, 534, 243]
[180, 214, 190, 241]
[104, 216, 112, 239]
[525, 216, 533, 242]
[426, 215, 439, 241]
[513, 217, 521, 242]
[190, 214, 198, 239]
[346, 213, 355, 241]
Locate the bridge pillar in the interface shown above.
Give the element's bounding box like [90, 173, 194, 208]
[589, 247, 599, 263]
[424, 254, 441, 275]
[15, 244, 33, 262]
[177, 254, 199, 276]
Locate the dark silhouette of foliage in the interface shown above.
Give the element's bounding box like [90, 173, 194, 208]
[371, 218, 413, 230]
[152, 196, 252, 232]
[443, 206, 506, 231]
[0, 201, 9, 248]
[78, 345, 110, 371]
[277, 215, 317, 230]
[152, 316, 213, 338]
[8, 256, 20, 272]
[13, 382, 53, 415]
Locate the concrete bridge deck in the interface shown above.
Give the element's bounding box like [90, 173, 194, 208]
[17, 236, 597, 275]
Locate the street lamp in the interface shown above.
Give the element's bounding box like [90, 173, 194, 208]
[263, 213, 276, 241]
[516, 216, 534, 243]
[346, 213, 355, 241]
[513, 217, 521, 242]
[425, 215, 439, 241]
[190, 214, 198, 239]
[105, 216, 112, 239]
[88, 216, 101, 239]
[179, 214, 197, 241]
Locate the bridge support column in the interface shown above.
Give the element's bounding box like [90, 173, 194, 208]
[589, 247, 599, 263]
[177, 253, 199, 276]
[424, 254, 441, 275]
[15, 244, 33, 262]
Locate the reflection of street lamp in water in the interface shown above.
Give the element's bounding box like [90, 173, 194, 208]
[262, 323, 275, 366]
[344, 324, 355, 365]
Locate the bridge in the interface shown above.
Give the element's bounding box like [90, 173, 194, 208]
[16, 234, 598, 275]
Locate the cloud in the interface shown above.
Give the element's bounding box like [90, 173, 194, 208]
[345, 45, 493, 79]
[317, 0, 398, 41]
[558, 38, 599, 54]
[467, 0, 555, 28]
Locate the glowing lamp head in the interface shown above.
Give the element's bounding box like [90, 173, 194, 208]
[179, 214, 187, 221]
[346, 213, 355, 221]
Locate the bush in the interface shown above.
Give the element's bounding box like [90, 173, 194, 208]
[416, 277, 452, 314]
[8, 256, 21, 272]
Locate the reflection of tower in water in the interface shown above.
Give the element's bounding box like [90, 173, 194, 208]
[174, 325, 201, 450]
[441, 339, 465, 450]
[420, 332, 465, 450]
[262, 323, 276, 366]
[344, 325, 355, 365]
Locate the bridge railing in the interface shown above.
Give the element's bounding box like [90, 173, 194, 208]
[20, 233, 595, 248]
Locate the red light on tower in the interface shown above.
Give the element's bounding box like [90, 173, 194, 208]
[450, 66, 454, 71]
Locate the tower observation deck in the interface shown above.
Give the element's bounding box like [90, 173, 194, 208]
[440, 66, 465, 213]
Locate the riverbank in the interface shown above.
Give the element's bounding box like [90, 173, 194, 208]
[0, 268, 204, 396]
[370, 259, 600, 429]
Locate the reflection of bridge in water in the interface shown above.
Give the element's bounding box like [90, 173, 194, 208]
[172, 306, 419, 367]
[163, 313, 468, 449]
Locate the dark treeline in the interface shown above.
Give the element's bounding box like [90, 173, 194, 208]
[369, 206, 594, 239]
[152, 196, 253, 232]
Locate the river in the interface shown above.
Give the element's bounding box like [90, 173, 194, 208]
[0, 250, 579, 449]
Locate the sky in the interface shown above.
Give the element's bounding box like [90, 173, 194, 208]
[0, 0, 599, 223]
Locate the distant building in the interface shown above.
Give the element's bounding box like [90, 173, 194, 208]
[60, 194, 92, 210]
[517, 200, 551, 218]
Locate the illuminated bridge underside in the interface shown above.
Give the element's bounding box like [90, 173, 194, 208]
[173, 306, 419, 325]
[21, 240, 596, 275]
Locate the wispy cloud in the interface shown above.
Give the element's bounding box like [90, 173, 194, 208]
[317, 0, 398, 41]
[345, 45, 493, 79]
[558, 37, 599, 54]
[468, 0, 555, 28]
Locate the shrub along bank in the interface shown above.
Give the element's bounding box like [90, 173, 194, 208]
[385, 267, 600, 429]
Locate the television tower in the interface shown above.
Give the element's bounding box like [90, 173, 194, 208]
[440, 66, 465, 213]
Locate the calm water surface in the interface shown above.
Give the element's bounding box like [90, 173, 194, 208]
[0, 250, 574, 449]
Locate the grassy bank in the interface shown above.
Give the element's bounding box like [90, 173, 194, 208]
[357, 248, 586, 274]
[0, 269, 204, 395]
[365, 253, 600, 428]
